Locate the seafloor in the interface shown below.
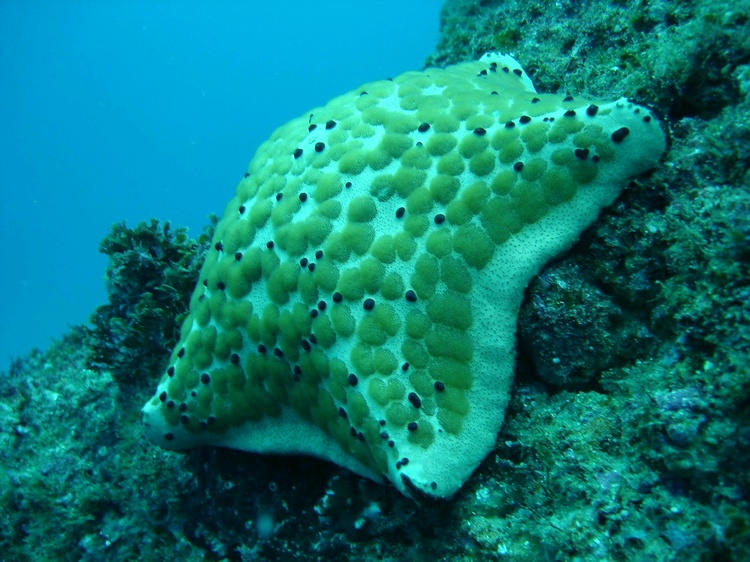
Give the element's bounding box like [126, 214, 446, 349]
[1, 1, 749, 560]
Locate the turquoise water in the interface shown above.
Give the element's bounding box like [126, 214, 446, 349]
[0, 1, 441, 365]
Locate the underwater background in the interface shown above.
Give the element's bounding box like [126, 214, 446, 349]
[1, 0, 749, 561]
[0, 0, 441, 364]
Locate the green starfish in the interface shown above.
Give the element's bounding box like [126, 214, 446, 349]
[142, 53, 666, 498]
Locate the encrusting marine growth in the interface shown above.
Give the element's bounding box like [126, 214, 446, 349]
[142, 53, 666, 498]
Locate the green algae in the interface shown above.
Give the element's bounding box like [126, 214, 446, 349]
[86, 219, 214, 387]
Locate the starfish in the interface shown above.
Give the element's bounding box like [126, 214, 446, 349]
[142, 53, 666, 498]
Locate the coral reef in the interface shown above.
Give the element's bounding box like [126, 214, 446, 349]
[1, 0, 748, 560]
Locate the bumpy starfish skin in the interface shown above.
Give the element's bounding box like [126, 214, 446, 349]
[142, 53, 666, 498]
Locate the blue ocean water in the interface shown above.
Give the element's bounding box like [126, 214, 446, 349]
[0, 1, 441, 366]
